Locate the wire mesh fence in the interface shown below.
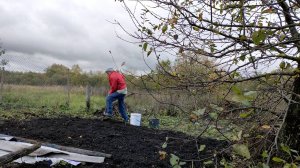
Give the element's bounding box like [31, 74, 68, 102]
[0, 54, 109, 118]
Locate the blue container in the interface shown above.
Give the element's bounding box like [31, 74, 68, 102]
[149, 118, 160, 129]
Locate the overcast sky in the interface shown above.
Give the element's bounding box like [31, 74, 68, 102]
[0, 0, 157, 73]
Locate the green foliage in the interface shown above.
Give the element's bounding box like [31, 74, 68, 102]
[46, 64, 68, 74]
[161, 137, 169, 149]
[256, 163, 270, 168]
[192, 108, 206, 116]
[198, 144, 206, 152]
[239, 54, 246, 61]
[230, 130, 243, 141]
[252, 30, 267, 45]
[261, 150, 269, 158]
[170, 154, 186, 168]
[281, 143, 292, 155]
[272, 157, 286, 163]
[147, 49, 152, 56]
[209, 112, 218, 120]
[239, 110, 253, 118]
[279, 61, 291, 70]
[280, 61, 286, 70]
[232, 144, 251, 159]
[210, 104, 224, 112]
[203, 160, 213, 165]
[232, 85, 242, 95]
[162, 142, 167, 148]
[70, 64, 84, 85]
[220, 158, 234, 168]
[162, 24, 168, 33]
[231, 86, 257, 106]
[143, 42, 148, 51]
[283, 163, 298, 168]
[192, 26, 199, 31]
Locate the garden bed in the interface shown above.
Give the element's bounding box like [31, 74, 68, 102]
[0, 117, 228, 167]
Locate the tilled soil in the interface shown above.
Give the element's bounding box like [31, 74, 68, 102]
[0, 117, 228, 168]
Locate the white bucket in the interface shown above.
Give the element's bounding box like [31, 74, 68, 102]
[130, 113, 142, 126]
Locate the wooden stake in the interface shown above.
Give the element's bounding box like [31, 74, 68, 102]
[86, 84, 91, 111]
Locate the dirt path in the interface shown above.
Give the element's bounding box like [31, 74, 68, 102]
[0, 117, 228, 168]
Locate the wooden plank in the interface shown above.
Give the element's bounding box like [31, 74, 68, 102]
[0, 144, 105, 164]
[15, 137, 112, 158]
[0, 142, 41, 166]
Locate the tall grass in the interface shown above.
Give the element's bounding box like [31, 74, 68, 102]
[0, 84, 105, 118]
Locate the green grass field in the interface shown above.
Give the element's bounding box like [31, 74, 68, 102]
[0, 84, 240, 140]
[0, 85, 105, 119]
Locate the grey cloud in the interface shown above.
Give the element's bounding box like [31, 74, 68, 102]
[0, 0, 156, 73]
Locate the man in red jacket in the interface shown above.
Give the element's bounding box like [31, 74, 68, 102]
[103, 68, 128, 122]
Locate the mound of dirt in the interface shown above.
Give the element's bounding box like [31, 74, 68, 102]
[0, 117, 228, 168]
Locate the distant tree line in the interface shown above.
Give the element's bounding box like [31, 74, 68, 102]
[3, 64, 108, 87]
[2, 60, 217, 91]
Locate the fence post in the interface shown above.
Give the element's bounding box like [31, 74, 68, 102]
[0, 67, 4, 102]
[66, 68, 71, 107]
[86, 84, 91, 111]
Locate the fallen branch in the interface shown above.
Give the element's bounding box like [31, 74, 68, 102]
[0, 142, 41, 166]
[15, 136, 112, 158]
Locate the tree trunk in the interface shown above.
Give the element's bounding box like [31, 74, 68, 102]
[277, 0, 300, 151]
[282, 75, 300, 150]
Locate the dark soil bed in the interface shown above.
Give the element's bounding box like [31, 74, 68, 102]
[0, 117, 228, 168]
